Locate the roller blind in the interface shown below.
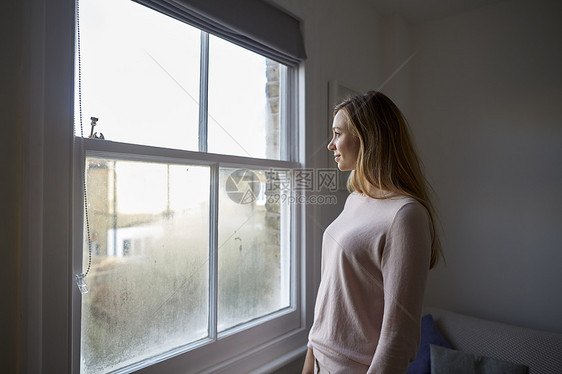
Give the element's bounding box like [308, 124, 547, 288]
[133, 0, 306, 66]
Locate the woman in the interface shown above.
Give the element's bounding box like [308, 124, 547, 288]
[303, 91, 443, 373]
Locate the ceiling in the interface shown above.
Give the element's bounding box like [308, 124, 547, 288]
[367, 0, 508, 23]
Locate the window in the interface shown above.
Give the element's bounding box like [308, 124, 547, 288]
[73, 0, 301, 372]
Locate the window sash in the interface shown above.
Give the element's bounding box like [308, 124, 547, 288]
[73, 139, 301, 373]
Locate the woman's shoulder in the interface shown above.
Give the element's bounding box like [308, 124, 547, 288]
[388, 197, 431, 233]
[375, 194, 429, 221]
[346, 192, 427, 212]
[350, 191, 418, 207]
[385, 195, 427, 214]
[345, 192, 424, 218]
[388, 195, 423, 210]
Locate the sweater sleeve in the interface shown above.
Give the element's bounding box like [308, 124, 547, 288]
[367, 202, 432, 374]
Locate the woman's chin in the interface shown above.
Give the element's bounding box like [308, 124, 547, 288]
[337, 164, 351, 172]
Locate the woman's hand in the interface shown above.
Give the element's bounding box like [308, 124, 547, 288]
[302, 348, 315, 374]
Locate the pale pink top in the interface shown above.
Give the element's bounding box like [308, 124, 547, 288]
[308, 192, 432, 374]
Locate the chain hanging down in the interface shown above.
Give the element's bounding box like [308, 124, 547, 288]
[74, 0, 93, 295]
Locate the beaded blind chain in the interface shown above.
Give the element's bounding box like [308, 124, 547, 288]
[75, 0, 93, 295]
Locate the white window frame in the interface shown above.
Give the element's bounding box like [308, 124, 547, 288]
[21, 0, 310, 373]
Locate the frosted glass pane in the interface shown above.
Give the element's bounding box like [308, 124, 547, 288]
[218, 168, 291, 331]
[208, 36, 283, 160]
[80, 159, 210, 374]
[76, 0, 200, 150]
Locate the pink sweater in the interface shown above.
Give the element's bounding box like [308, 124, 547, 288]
[308, 192, 432, 373]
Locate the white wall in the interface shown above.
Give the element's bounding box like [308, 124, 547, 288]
[410, 0, 562, 333]
[380, 14, 414, 116]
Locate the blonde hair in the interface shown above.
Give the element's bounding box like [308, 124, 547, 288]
[334, 91, 443, 268]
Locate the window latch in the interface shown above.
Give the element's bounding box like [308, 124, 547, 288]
[89, 116, 104, 139]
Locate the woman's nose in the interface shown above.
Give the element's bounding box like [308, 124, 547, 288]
[327, 138, 335, 151]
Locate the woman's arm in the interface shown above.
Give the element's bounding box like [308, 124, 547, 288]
[368, 203, 432, 374]
[302, 348, 315, 374]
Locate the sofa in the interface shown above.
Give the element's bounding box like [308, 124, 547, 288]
[408, 306, 562, 374]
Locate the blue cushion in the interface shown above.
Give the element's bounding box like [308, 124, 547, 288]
[406, 314, 453, 374]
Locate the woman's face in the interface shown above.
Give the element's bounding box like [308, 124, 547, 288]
[327, 110, 360, 171]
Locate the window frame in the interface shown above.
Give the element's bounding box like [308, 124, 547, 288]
[69, 3, 305, 374]
[22, 0, 310, 372]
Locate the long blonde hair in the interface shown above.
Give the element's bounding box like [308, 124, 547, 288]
[334, 91, 443, 268]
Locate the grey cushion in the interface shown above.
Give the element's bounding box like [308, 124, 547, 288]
[430, 345, 528, 374]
